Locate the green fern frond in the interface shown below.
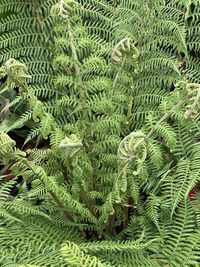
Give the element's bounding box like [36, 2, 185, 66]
[61, 241, 114, 267]
[159, 202, 198, 266]
[146, 194, 162, 231]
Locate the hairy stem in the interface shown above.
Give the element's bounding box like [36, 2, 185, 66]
[51, 192, 74, 222]
[67, 19, 87, 122]
[107, 213, 116, 235]
[111, 56, 127, 98]
[147, 100, 183, 138]
[80, 187, 98, 218]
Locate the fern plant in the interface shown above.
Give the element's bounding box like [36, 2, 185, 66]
[0, 0, 56, 136]
[0, 59, 200, 266]
[0, 0, 200, 267]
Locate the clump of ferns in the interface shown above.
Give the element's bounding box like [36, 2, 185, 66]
[0, 1, 200, 266]
[50, 0, 138, 135]
[49, 0, 140, 232]
[0, 0, 200, 234]
[0, 52, 200, 237]
[0, 2, 139, 236]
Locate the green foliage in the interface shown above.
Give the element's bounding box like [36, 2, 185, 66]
[0, 0, 199, 266]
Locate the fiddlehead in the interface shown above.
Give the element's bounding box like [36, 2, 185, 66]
[184, 83, 200, 119]
[51, 0, 80, 20]
[0, 58, 31, 91]
[112, 38, 132, 65]
[59, 134, 83, 157]
[117, 131, 148, 175]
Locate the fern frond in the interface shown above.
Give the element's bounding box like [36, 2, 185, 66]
[61, 241, 114, 267]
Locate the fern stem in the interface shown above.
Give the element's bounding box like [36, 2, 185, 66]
[80, 187, 98, 218]
[67, 19, 88, 123]
[67, 21, 80, 75]
[123, 205, 129, 229]
[51, 192, 74, 222]
[111, 56, 127, 98]
[107, 213, 116, 235]
[184, 0, 191, 27]
[127, 95, 133, 122]
[147, 100, 184, 138]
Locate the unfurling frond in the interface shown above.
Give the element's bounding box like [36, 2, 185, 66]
[59, 134, 83, 157]
[0, 58, 31, 90]
[51, 0, 80, 20]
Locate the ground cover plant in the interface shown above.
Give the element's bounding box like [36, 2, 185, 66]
[0, 0, 200, 266]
